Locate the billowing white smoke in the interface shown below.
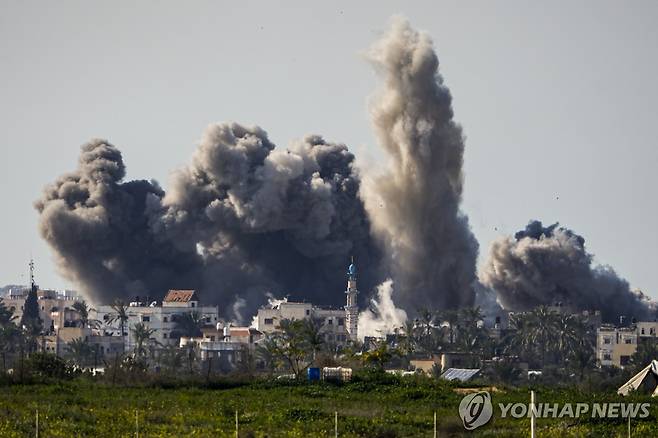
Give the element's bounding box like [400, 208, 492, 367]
[358, 279, 408, 339]
[361, 17, 479, 312]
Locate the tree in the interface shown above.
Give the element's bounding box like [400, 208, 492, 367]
[130, 322, 157, 358]
[361, 341, 397, 370]
[456, 307, 489, 353]
[108, 300, 129, 353]
[631, 337, 658, 371]
[72, 301, 100, 329]
[158, 345, 185, 374]
[66, 337, 93, 368]
[415, 308, 441, 354]
[0, 299, 19, 372]
[302, 317, 325, 363]
[172, 312, 203, 339]
[505, 306, 561, 368]
[554, 314, 591, 364]
[20, 284, 42, 347]
[265, 319, 314, 378]
[398, 320, 418, 356]
[438, 309, 460, 348]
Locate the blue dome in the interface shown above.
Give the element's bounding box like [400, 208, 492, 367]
[348, 263, 357, 275]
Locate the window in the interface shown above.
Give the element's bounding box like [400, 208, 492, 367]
[327, 319, 333, 325]
[642, 328, 646, 335]
[305, 309, 310, 316]
[652, 328, 656, 335]
[191, 302, 196, 308]
[338, 318, 344, 326]
[603, 337, 611, 344]
[624, 338, 633, 344]
[603, 353, 612, 361]
[142, 316, 150, 322]
[163, 333, 168, 339]
[163, 317, 168, 323]
[264, 318, 274, 325]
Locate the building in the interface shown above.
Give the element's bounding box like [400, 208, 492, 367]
[255, 259, 358, 345]
[636, 321, 658, 339]
[2, 287, 82, 332]
[40, 327, 123, 361]
[180, 325, 264, 371]
[93, 289, 220, 351]
[597, 325, 637, 368]
[257, 301, 350, 345]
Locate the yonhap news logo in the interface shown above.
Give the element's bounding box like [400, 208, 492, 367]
[458, 391, 493, 430]
[458, 391, 651, 431]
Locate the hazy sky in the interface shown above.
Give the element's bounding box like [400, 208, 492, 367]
[1, 1, 657, 299]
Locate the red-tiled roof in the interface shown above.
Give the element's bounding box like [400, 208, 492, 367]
[163, 289, 198, 303]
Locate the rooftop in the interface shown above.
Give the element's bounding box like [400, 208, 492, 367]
[163, 289, 198, 303]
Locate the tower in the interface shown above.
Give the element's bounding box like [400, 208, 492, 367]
[345, 257, 359, 341]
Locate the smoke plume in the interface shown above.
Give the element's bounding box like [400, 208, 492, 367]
[358, 280, 408, 340]
[481, 220, 653, 322]
[35, 19, 646, 325]
[36, 126, 381, 317]
[361, 17, 479, 312]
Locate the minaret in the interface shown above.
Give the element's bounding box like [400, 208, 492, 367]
[345, 257, 359, 341]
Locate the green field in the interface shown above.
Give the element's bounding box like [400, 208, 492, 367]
[0, 375, 655, 437]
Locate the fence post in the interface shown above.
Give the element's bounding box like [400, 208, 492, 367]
[530, 391, 535, 438]
[35, 409, 39, 438]
[135, 409, 138, 438]
[628, 414, 631, 438]
[433, 411, 437, 438]
[235, 409, 238, 438]
[334, 411, 338, 438]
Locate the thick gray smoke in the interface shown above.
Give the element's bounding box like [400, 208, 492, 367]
[361, 17, 479, 312]
[481, 220, 654, 322]
[36, 126, 381, 318]
[34, 140, 205, 304]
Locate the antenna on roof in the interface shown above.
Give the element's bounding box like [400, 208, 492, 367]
[29, 258, 37, 293]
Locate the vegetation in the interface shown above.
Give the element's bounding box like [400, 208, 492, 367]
[108, 300, 129, 353]
[0, 374, 655, 437]
[0, 296, 656, 436]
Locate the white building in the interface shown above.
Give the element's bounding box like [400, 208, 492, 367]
[255, 260, 359, 345]
[597, 325, 638, 368]
[93, 289, 220, 351]
[2, 287, 82, 332]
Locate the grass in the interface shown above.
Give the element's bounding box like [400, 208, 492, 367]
[0, 375, 655, 437]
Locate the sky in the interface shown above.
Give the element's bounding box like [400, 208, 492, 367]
[1, 1, 657, 298]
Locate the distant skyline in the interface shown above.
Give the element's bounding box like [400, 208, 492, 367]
[1, 1, 657, 298]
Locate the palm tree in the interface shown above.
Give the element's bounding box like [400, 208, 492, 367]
[505, 306, 560, 368]
[0, 301, 19, 373]
[66, 337, 93, 368]
[108, 300, 130, 353]
[302, 317, 324, 363]
[130, 322, 157, 358]
[72, 301, 90, 327]
[172, 312, 203, 339]
[415, 308, 440, 353]
[554, 314, 590, 363]
[399, 320, 418, 356]
[438, 309, 460, 347]
[456, 307, 488, 353]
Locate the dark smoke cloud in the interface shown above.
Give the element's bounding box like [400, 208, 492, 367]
[361, 17, 479, 312]
[481, 220, 654, 322]
[36, 18, 648, 326]
[36, 125, 381, 319]
[34, 139, 205, 305]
